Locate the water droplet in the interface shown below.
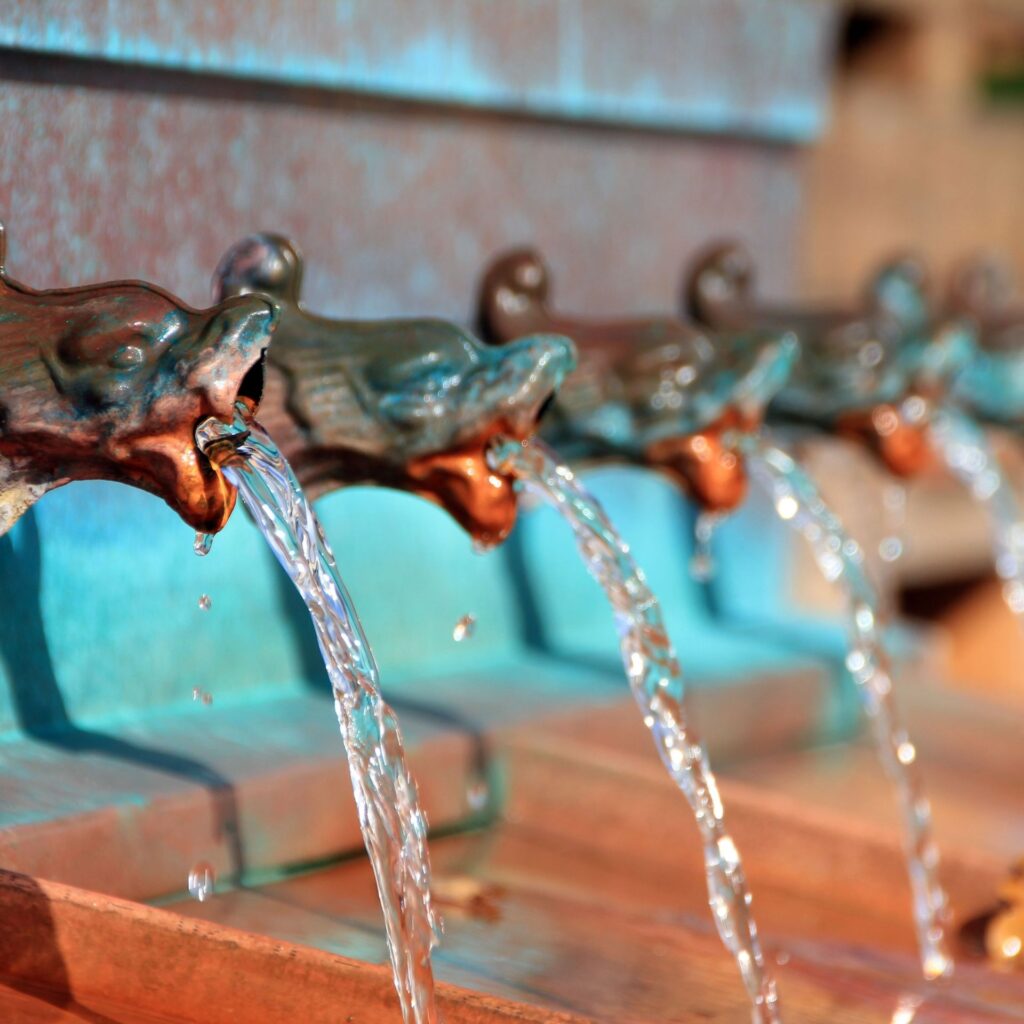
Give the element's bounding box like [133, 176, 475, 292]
[689, 552, 713, 582]
[690, 512, 720, 582]
[466, 779, 489, 812]
[902, 395, 927, 422]
[1004, 581, 1024, 614]
[775, 495, 799, 520]
[194, 532, 214, 557]
[897, 741, 916, 765]
[716, 835, 740, 869]
[845, 650, 867, 674]
[1002, 936, 1022, 959]
[879, 537, 904, 563]
[192, 686, 202, 701]
[923, 949, 953, 981]
[452, 614, 476, 643]
[188, 862, 216, 902]
[854, 604, 875, 633]
[192, 687, 213, 706]
[891, 993, 924, 1024]
[198, 594, 212, 612]
[201, 691, 214, 706]
[775, 950, 791, 966]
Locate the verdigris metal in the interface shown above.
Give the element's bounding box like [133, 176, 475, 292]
[478, 246, 797, 511]
[213, 234, 575, 546]
[0, 222, 277, 536]
[948, 257, 1024, 426]
[0, 0, 839, 143]
[685, 242, 976, 477]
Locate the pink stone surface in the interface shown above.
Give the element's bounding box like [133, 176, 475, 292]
[0, 78, 804, 324]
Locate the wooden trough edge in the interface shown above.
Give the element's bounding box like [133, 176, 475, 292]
[0, 868, 593, 1024]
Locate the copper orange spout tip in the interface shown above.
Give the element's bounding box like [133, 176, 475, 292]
[645, 428, 749, 513]
[406, 431, 520, 547]
[836, 403, 936, 479]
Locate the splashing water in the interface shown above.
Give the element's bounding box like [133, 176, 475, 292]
[188, 861, 216, 902]
[929, 406, 1024, 622]
[890, 993, 923, 1024]
[489, 436, 779, 1024]
[740, 435, 952, 982]
[452, 614, 476, 643]
[690, 510, 723, 583]
[879, 483, 908, 566]
[197, 405, 440, 1024]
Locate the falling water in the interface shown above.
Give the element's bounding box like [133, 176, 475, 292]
[740, 434, 952, 982]
[489, 436, 780, 1024]
[929, 406, 1024, 624]
[879, 483, 908, 567]
[188, 861, 216, 902]
[197, 404, 440, 1024]
[690, 510, 723, 583]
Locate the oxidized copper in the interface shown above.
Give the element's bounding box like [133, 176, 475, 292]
[685, 241, 975, 477]
[835, 404, 934, 478]
[213, 235, 575, 546]
[0, 222, 277, 535]
[644, 409, 760, 511]
[478, 247, 797, 511]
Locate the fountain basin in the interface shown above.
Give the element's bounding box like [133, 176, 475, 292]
[3, 670, 1023, 1022]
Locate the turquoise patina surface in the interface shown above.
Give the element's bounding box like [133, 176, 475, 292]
[0, 0, 838, 142]
[0, 466, 829, 738]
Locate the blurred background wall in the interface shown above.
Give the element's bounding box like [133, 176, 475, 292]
[800, 0, 1024, 297]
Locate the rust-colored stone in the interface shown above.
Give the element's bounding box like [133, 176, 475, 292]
[0, 223, 276, 535]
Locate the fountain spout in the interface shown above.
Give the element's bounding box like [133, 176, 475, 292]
[478, 246, 798, 511]
[0, 222, 278, 536]
[684, 241, 975, 478]
[212, 234, 575, 547]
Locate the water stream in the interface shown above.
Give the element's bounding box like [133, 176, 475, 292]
[489, 436, 780, 1024]
[740, 434, 953, 982]
[197, 404, 440, 1024]
[929, 405, 1024, 625]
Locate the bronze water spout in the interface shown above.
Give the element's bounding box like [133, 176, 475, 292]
[0, 223, 277, 536]
[478, 247, 797, 511]
[684, 242, 975, 478]
[212, 234, 575, 546]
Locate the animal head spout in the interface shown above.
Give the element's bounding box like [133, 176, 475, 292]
[215, 234, 575, 546]
[480, 246, 795, 511]
[0, 223, 278, 535]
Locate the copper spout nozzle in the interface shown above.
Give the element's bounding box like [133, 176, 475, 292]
[836, 403, 935, 478]
[646, 426, 749, 512]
